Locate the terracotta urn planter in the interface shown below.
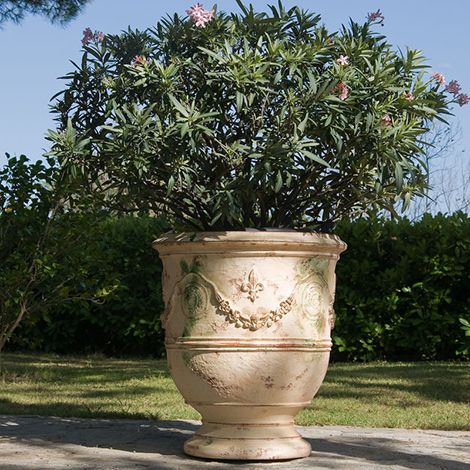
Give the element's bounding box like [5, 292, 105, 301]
[153, 231, 346, 460]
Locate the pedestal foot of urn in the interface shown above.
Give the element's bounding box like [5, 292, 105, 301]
[183, 422, 311, 460]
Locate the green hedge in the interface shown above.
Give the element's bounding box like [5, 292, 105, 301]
[333, 212, 470, 361]
[10, 216, 167, 357]
[9, 213, 470, 360]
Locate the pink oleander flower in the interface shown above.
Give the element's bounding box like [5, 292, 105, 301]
[336, 55, 349, 66]
[186, 3, 214, 28]
[446, 80, 461, 95]
[404, 92, 414, 101]
[82, 27, 94, 46]
[381, 113, 392, 127]
[458, 93, 469, 106]
[95, 31, 105, 43]
[82, 28, 105, 46]
[432, 72, 446, 86]
[367, 9, 385, 26]
[332, 81, 349, 100]
[132, 55, 148, 66]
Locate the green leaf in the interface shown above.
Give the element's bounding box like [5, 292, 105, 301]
[298, 113, 309, 133]
[236, 92, 244, 112]
[303, 150, 331, 168]
[167, 175, 175, 195]
[168, 94, 189, 117]
[197, 46, 225, 63]
[274, 171, 282, 193]
[395, 163, 403, 190]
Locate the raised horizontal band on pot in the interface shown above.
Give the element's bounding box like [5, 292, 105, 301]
[194, 433, 303, 440]
[166, 337, 332, 352]
[189, 400, 312, 407]
[202, 421, 295, 427]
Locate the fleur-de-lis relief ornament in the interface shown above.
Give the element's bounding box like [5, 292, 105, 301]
[241, 268, 264, 302]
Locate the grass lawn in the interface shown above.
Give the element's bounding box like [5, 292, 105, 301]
[0, 353, 469, 430]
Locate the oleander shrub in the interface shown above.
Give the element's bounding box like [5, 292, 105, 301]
[48, 1, 464, 231]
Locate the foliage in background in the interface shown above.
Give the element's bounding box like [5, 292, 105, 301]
[0, 0, 91, 26]
[10, 216, 167, 357]
[333, 212, 470, 361]
[0, 155, 116, 352]
[7, 212, 470, 361]
[48, 1, 461, 231]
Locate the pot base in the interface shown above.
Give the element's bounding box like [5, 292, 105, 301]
[183, 422, 312, 460]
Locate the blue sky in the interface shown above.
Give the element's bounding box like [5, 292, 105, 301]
[1, 0, 469, 168]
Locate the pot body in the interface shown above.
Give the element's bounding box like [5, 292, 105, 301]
[153, 231, 346, 460]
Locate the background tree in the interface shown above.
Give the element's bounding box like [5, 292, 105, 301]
[0, 0, 91, 26]
[0, 154, 117, 352]
[405, 123, 470, 219]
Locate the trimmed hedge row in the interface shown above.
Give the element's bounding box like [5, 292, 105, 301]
[333, 212, 470, 361]
[9, 213, 470, 360]
[10, 216, 167, 357]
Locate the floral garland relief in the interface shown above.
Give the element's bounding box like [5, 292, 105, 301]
[162, 260, 330, 333]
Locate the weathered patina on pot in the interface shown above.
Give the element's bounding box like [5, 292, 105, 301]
[153, 231, 346, 460]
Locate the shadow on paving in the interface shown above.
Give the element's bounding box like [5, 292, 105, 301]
[0, 416, 196, 455]
[305, 437, 470, 470]
[1, 416, 469, 469]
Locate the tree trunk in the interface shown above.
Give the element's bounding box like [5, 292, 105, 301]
[0, 301, 28, 352]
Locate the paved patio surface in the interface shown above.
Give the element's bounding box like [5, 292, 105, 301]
[0, 415, 469, 469]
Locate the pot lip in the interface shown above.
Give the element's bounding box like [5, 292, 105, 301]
[153, 229, 347, 254]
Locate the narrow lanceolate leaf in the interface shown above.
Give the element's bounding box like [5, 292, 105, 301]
[197, 47, 226, 63]
[303, 150, 331, 168]
[395, 163, 403, 190]
[274, 171, 283, 193]
[273, 69, 282, 84]
[298, 113, 309, 133]
[166, 175, 175, 195]
[168, 94, 189, 117]
[236, 92, 244, 113]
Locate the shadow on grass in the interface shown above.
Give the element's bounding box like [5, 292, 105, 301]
[0, 352, 170, 385]
[1, 354, 469, 424]
[0, 353, 196, 421]
[321, 363, 470, 404]
[0, 398, 176, 420]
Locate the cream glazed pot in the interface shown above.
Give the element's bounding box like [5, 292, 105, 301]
[153, 231, 346, 461]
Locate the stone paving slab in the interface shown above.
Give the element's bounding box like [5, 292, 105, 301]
[0, 415, 469, 469]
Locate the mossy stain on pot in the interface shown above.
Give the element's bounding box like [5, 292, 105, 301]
[182, 351, 192, 367]
[180, 257, 202, 275]
[180, 273, 209, 336]
[296, 257, 328, 280]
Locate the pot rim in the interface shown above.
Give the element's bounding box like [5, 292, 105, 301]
[153, 230, 347, 255]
